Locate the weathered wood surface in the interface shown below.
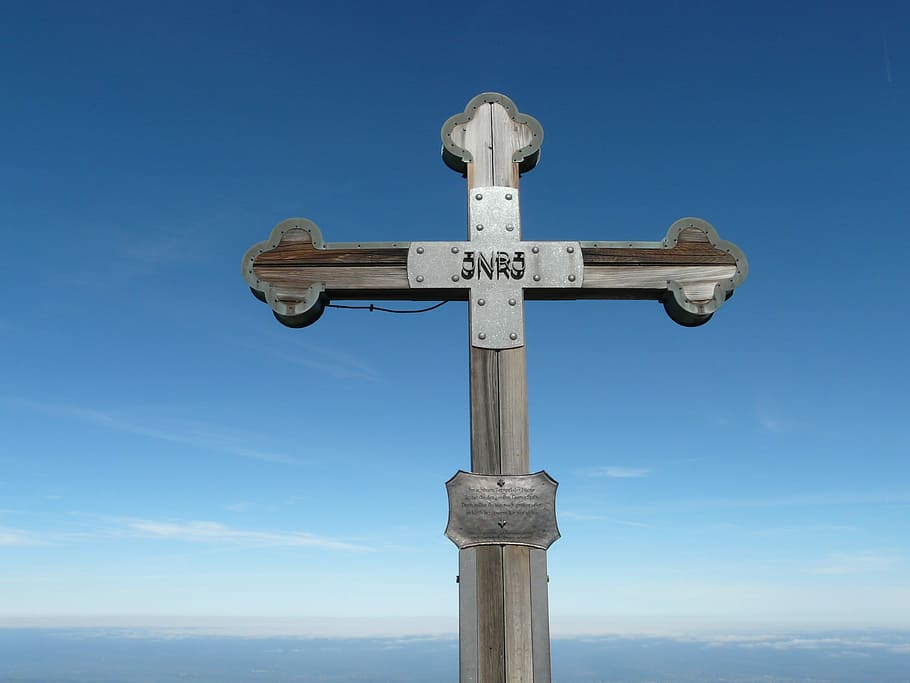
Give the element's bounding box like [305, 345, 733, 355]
[459, 549, 479, 682]
[463, 99, 535, 683]
[503, 544, 533, 682]
[476, 545, 506, 681]
[529, 549, 551, 683]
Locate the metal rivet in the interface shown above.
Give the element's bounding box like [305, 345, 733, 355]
[505, 193, 513, 200]
[531, 246, 539, 254]
[506, 224, 514, 232]
[568, 274, 576, 282]
[451, 275, 460, 282]
[475, 193, 483, 200]
[508, 298, 516, 306]
[478, 298, 486, 306]
[476, 224, 484, 231]
[567, 246, 575, 254]
[416, 246, 424, 254]
[451, 246, 459, 254]
[533, 274, 541, 281]
[509, 332, 518, 340]
[416, 275, 424, 283]
[478, 332, 486, 340]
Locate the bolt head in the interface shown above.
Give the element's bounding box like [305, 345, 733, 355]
[533, 274, 541, 281]
[451, 275, 459, 282]
[568, 274, 576, 282]
[509, 332, 518, 340]
[478, 332, 486, 340]
[416, 246, 424, 254]
[475, 193, 483, 200]
[477, 298, 486, 306]
[531, 246, 539, 254]
[451, 246, 459, 254]
[476, 224, 484, 231]
[508, 298, 516, 306]
[416, 275, 424, 283]
[567, 246, 575, 254]
[506, 224, 514, 232]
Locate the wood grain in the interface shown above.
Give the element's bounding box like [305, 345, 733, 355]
[503, 545, 533, 683]
[254, 266, 410, 290]
[468, 100, 535, 683]
[476, 545, 505, 683]
[497, 345, 529, 475]
[529, 550, 551, 683]
[582, 245, 735, 266]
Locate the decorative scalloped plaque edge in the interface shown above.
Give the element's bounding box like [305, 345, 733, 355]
[441, 92, 544, 176]
[444, 470, 561, 550]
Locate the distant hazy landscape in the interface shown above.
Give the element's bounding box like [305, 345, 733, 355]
[1, 627, 908, 683]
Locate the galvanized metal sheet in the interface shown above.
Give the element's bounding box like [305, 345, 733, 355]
[408, 187, 582, 349]
[445, 471, 560, 550]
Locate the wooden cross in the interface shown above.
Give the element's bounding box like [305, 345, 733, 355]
[242, 93, 747, 683]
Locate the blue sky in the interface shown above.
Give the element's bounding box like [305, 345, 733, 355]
[1, 1, 908, 633]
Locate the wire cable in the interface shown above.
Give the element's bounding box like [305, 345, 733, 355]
[326, 301, 448, 314]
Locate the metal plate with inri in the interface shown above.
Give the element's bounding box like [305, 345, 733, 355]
[408, 186, 583, 350]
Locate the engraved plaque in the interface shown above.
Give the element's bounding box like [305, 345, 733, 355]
[445, 470, 560, 550]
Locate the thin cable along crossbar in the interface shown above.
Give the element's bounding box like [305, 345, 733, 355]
[326, 301, 448, 314]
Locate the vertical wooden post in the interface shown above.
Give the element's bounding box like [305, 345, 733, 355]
[458, 100, 548, 683]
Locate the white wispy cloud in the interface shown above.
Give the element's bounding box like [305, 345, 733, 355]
[560, 510, 654, 528]
[609, 490, 910, 514]
[0, 528, 35, 545]
[693, 633, 910, 655]
[223, 501, 279, 513]
[559, 510, 606, 521]
[582, 466, 650, 478]
[120, 518, 368, 552]
[4, 397, 300, 465]
[54, 229, 210, 290]
[610, 518, 654, 528]
[805, 552, 898, 576]
[243, 340, 380, 382]
[755, 400, 785, 433]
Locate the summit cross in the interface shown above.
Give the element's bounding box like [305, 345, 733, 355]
[242, 93, 748, 683]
